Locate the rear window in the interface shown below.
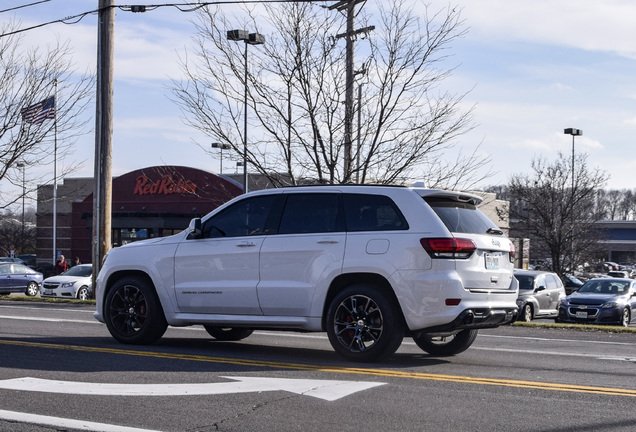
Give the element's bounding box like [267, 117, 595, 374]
[425, 198, 499, 234]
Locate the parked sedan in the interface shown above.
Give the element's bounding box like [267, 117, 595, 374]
[514, 269, 566, 321]
[40, 264, 92, 300]
[0, 263, 43, 296]
[558, 278, 636, 327]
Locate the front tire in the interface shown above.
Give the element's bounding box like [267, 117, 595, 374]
[76, 286, 89, 300]
[413, 329, 478, 356]
[25, 282, 39, 297]
[326, 284, 404, 362]
[104, 277, 167, 345]
[204, 326, 254, 341]
[621, 308, 631, 327]
[519, 304, 533, 322]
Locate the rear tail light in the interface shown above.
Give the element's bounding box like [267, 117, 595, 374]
[420, 238, 476, 259]
[509, 242, 516, 263]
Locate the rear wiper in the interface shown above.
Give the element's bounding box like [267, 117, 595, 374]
[486, 227, 504, 235]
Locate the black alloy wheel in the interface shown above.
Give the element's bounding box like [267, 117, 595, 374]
[326, 284, 404, 362]
[104, 277, 167, 345]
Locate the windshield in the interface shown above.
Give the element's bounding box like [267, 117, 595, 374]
[62, 265, 92, 277]
[578, 280, 630, 295]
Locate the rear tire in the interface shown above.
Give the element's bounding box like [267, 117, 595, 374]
[413, 329, 478, 356]
[326, 284, 404, 362]
[204, 326, 254, 341]
[104, 277, 167, 345]
[25, 282, 39, 297]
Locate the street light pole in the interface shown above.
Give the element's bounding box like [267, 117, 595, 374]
[564, 128, 582, 191]
[227, 30, 265, 194]
[564, 127, 582, 274]
[211, 142, 230, 174]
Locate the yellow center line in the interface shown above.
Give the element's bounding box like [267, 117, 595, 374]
[2, 339, 635, 397]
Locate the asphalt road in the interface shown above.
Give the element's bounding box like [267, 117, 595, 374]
[1, 300, 635, 432]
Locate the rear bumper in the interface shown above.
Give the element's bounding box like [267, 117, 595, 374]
[416, 307, 518, 333]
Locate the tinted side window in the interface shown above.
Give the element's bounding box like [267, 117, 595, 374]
[278, 193, 343, 234]
[426, 198, 498, 234]
[202, 195, 276, 238]
[344, 193, 408, 232]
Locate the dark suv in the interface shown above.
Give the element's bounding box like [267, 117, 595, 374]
[95, 186, 519, 362]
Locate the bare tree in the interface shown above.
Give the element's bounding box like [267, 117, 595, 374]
[0, 22, 93, 209]
[0, 207, 36, 256]
[171, 1, 490, 188]
[504, 152, 608, 276]
[596, 189, 636, 220]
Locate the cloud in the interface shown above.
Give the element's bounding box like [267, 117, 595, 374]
[448, 0, 636, 57]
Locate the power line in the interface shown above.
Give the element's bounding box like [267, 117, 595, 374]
[0, 0, 322, 38]
[0, 0, 51, 14]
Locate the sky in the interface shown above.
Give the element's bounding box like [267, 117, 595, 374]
[4, 0, 636, 207]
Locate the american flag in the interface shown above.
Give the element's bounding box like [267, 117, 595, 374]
[21, 96, 56, 124]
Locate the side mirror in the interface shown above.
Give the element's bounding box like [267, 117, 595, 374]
[187, 218, 202, 239]
[535, 286, 546, 292]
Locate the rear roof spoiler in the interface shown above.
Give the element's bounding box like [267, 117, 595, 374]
[411, 189, 483, 205]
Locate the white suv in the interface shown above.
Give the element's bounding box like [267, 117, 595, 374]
[94, 185, 518, 362]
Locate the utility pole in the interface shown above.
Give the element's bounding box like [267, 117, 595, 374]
[343, 1, 355, 183]
[93, 0, 114, 294]
[331, 0, 373, 183]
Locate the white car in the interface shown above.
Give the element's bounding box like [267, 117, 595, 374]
[95, 185, 518, 362]
[41, 264, 92, 300]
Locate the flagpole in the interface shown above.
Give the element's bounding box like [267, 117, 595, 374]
[52, 79, 58, 265]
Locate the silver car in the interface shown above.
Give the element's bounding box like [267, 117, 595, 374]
[40, 264, 92, 300]
[514, 269, 566, 321]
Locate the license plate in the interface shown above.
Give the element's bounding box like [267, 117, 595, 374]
[576, 311, 588, 318]
[44, 290, 53, 295]
[485, 253, 501, 270]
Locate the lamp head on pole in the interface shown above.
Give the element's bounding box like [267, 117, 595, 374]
[564, 128, 582, 136]
[227, 29, 249, 41]
[248, 33, 265, 45]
